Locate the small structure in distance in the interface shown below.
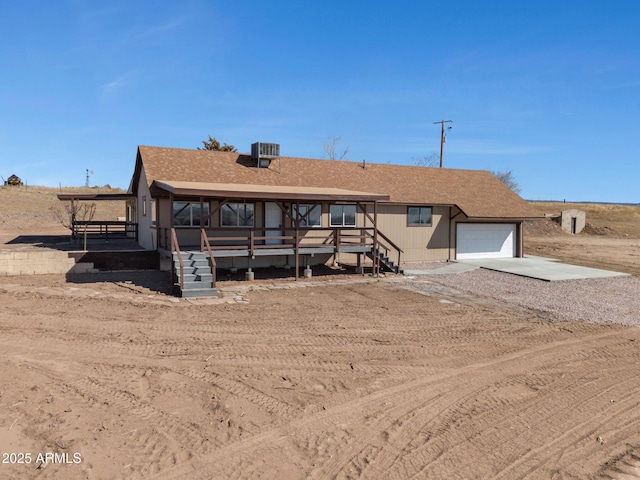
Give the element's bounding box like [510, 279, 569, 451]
[561, 209, 586, 234]
[4, 174, 23, 186]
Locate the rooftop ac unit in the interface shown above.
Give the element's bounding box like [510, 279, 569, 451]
[251, 142, 280, 167]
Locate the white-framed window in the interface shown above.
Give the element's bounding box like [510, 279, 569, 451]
[142, 195, 147, 216]
[173, 201, 210, 227]
[296, 204, 321, 227]
[221, 203, 255, 227]
[408, 206, 432, 226]
[330, 204, 356, 227]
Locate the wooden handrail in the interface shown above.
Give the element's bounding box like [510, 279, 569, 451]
[201, 228, 216, 287]
[171, 228, 184, 291]
[374, 229, 403, 254]
[365, 228, 403, 267]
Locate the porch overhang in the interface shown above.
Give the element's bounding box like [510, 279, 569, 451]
[57, 193, 136, 201]
[151, 180, 389, 203]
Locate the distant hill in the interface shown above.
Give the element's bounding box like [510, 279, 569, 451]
[0, 185, 128, 229]
[526, 201, 640, 239]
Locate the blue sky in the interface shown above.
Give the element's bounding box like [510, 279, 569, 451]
[1, 1, 639, 203]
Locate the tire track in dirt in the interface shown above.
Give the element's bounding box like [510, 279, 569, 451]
[21, 362, 216, 479]
[599, 449, 640, 479]
[330, 333, 640, 479]
[395, 337, 640, 478]
[488, 372, 640, 479]
[180, 368, 301, 418]
[312, 332, 640, 478]
[402, 379, 635, 478]
[148, 328, 627, 480]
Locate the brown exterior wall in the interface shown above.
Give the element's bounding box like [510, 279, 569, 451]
[375, 205, 451, 262]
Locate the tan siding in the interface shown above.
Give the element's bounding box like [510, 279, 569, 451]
[376, 205, 451, 262]
[450, 207, 465, 259]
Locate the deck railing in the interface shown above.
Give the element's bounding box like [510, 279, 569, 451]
[200, 228, 216, 287]
[72, 221, 137, 241]
[158, 225, 402, 273]
[199, 227, 374, 252]
[170, 228, 184, 291]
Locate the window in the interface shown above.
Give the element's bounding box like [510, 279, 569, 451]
[296, 204, 321, 227]
[150, 200, 157, 226]
[330, 205, 356, 227]
[173, 201, 210, 227]
[221, 203, 255, 227]
[408, 206, 432, 226]
[142, 196, 147, 216]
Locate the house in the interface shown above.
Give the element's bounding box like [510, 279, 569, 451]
[123, 143, 541, 296]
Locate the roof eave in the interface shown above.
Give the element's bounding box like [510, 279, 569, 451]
[57, 193, 136, 201]
[464, 215, 545, 221]
[151, 181, 389, 203]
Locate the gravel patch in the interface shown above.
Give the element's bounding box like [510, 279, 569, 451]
[402, 261, 449, 270]
[423, 269, 640, 326]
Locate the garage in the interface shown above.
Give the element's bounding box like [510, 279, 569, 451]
[456, 223, 517, 259]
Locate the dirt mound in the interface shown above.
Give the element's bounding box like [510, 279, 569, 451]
[523, 218, 564, 237]
[582, 222, 618, 236]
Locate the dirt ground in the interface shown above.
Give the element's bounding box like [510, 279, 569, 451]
[525, 235, 640, 276]
[524, 202, 640, 276]
[2, 192, 640, 479]
[1, 271, 640, 479]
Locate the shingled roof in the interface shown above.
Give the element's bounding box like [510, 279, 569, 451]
[131, 146, 541, 220]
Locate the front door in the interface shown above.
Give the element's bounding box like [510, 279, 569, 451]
[265, 202, 283, 245]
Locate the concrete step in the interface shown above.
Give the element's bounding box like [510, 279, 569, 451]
[177, 266, 211, 275]
[182, 273, 214, 283]
[179, 287, 219, 298]
[182, 279, 215, 289]
[175, 260, 210, 269]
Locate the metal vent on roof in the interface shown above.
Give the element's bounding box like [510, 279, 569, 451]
[251, 142, 280, 167]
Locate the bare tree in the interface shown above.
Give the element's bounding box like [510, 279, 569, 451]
[412, 152, 439, 167]
[491, 169, 521, 194]
[51, 199, 97, 247]
[322, 135, 349, 160]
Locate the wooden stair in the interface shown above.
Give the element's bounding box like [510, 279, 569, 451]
[368, 248, 404, 274]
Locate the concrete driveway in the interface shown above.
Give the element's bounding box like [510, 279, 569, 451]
[403, 256, 630, 281]
[455, 256, 630, 281]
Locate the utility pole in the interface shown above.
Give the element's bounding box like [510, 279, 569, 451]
[433, 120, 453, 168]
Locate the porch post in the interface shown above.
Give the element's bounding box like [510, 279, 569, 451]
[169, 192, 174, 225]
[294, 201, 300, 280]
[200, 196, 204, 229]
[373, 201, 379, 277]
[169, 192, 175, 253]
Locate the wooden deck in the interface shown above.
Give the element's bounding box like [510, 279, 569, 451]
[175, 244, 371, 258]
[158, 226, 377, 258]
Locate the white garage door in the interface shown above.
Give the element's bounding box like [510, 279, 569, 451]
[456, 223, 516, 259]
